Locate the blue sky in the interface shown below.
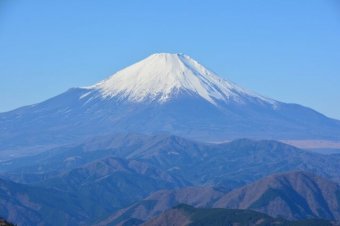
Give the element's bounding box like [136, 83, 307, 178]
[1, 0, 340, 119]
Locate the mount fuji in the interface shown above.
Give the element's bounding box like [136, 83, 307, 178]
[1, 53, 340, 153]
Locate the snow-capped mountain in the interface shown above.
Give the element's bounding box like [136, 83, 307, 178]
[85, 53, 274, 105]
[0, 53, 339, 155]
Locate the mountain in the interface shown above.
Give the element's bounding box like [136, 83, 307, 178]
[39, 156, 185, 211]
[3, 136, 340, 187]
[97, 186, 225, 225]
[0, 156, 185, 226]
[214, 171, 340, 221]
[1, 53, 340, 158]
[0, 177, 89, 226]
[3, 135, 340, 225]
[142, 204, 335, 226]
[98, 172, 340, 225]
[3, 134, 337, 225]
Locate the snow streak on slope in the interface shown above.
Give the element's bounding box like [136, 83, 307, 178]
[86, 53, 274, 105]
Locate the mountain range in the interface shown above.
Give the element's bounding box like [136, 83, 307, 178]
[142, 204, 336, 226]
[2, 135, 340, 186]
[1, 136, 340, 225]
[1, 53, 340, 226]
[3, 169, 340, 225]
[1, 53, 340, 160]
[98, 171, 340, 225]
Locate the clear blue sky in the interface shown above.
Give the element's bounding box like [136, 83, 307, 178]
[1, 0, 339, 119]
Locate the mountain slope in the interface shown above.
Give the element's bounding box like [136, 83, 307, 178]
[97, 186, 225, 225]
[88, 53, 272, 105]
[3, 137, 340, 225]
[214, 171, 340, 221]
[0, 177, 89, 226]
[1, 53, 340, 156]
[3, 136, 340, 187]
[142, 204, 335, 226]
[0, 157, 185, 226]
[97, 172, 340, 225]
[38, 157, 185, 220]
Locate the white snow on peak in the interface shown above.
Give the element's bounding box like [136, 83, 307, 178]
[87, 53, 274, 105]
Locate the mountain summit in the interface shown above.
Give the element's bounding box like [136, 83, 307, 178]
[86, 53, 273, 105]
[0, 53, 339, 156]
